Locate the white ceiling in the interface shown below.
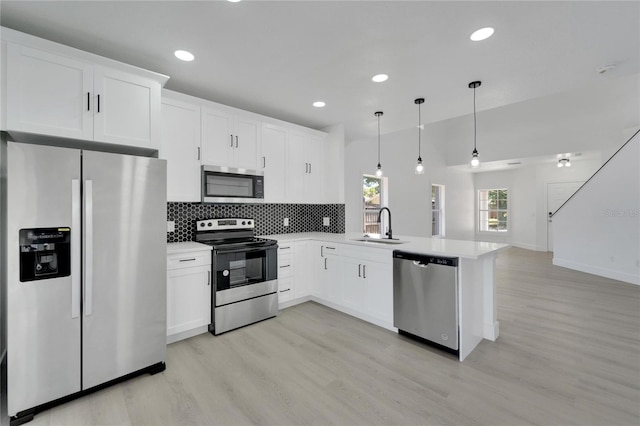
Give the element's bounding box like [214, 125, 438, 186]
[1, 0, 638, 143]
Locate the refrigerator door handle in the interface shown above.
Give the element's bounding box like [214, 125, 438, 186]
[71, 179, 81, 319]
[84, 179, 94, 316]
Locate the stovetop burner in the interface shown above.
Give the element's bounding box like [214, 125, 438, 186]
[194, 218, 277, 249]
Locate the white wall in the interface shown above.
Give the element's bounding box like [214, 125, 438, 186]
[345, 125, 474, 239]
[472, 157, 602, 250]
[552, 133, 640, 285]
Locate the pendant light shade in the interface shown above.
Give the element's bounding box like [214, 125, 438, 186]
[469, 81, 482, 168]
[414, 98, 425, 174]
[375, 111, 384, 177]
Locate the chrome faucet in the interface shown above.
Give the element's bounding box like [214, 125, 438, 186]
[377, 207, 393, 239]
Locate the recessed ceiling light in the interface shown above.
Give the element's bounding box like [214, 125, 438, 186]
[470, 27, 494, 41]
[372, 74, 389, 83]
[313, 101, 326, 108]
[228, 0, 242, 3]
[174, 50, 195, 62]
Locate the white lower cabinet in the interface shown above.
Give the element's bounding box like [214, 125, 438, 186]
[277, 243, 294, 304]
[166, 247, 212, 343]
[276, 239, 393, 329]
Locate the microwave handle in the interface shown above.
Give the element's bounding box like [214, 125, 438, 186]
[230, 134, 233, 147]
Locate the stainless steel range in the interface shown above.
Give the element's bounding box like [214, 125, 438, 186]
[195, 218, 278, 335]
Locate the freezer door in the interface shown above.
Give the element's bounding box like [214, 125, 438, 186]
[81, 150, 167, 389]
[7, 143, 82, 416]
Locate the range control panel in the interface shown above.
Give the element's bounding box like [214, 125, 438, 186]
[196, 218, 255, 231]
[19, 228, 71, 282]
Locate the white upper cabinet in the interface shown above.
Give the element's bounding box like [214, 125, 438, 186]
[287, 130, 325, 203]
[160, 93, 201, 202]
[5, 36, 164, 150]
[201, 107, 260, 170]
[260, 123, 287, 203]
[93, 66, 160, 148]
[6, 43, 93, 140]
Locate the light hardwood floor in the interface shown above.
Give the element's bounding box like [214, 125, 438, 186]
[30, 248, 639, 425]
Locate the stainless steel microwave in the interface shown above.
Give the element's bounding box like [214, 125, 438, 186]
[202, 165, 265, 203]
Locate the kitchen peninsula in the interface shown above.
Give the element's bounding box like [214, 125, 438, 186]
[262, 232, 509, 361]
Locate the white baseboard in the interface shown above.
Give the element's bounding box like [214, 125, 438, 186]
[484, 321, 500, 341]
[510, 241, 541, 251]
[167, 325, 209, 344]
[278, 295, 312, 310]
[553, 258, 640, 285]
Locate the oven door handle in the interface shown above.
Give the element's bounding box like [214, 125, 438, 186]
[215, 246, 274, 255]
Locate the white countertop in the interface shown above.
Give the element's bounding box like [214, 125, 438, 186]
[259, 232, 509, 259]
[167, 241, 212, 255]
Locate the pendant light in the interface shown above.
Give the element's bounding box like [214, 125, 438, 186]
[414, 98, 425, 174]
[375, 111, 384, 177]
[469, 81, 482, 168]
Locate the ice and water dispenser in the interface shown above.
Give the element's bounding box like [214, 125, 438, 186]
[19, 227, 71, 282]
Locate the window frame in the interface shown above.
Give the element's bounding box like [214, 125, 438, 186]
[362, 174, 387, 235]
[432, 184, 445, 237]
[477, 188, 509, 234]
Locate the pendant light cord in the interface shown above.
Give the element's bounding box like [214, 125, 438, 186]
[473, 86, 477, 151]
[377, 114, 381, 164]
[418, 101, 422, 158]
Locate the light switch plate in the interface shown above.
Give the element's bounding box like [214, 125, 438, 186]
[323, 217, 330, 227]
[167, 221, 175, 232]
[284, 218, 289, 227]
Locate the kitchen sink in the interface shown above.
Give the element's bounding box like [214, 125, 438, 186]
[351, 237, 407, 245]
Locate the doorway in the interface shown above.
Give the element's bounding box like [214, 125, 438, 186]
[547, 181, 583, 251]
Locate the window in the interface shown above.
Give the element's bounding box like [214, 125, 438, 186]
[363, 175, 383, 234]
[478, 189, 508, 232]
[432, 184, 445, 237]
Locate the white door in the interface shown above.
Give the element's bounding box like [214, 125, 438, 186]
[93, 66, 160, 149]
[6, 43, 93, 140]
[364, 261, 393, 324]
[261, 124, 287, 202]
[160, 97, 201, 202]
[201, 107, 234, 167]
[547, 181, 584, 251]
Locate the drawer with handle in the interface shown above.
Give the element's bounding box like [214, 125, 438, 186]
[167, 251, 211, 270]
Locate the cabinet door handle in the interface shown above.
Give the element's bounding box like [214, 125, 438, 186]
[280, 246, 290, 250]
[309, 163, 312, 174]
[325, 246, 335, 251]
[207, 271, 211, 286]
[324, 258, 327, 270]
[280, 265, 290, 268]
[97, 94, 100, 113]
[280, 289, 291, 293]
[358, 264, 361, 277]
[321, 246, 324, 257]
[179, 258, 196, 262]
[87, 92, 91, 111]
[363, 265, 367, 279]
[230, 134, 234, 147]
[197, 147, 201, 161]
[235, 135, 238, 148]
[263, 156, 266, 168]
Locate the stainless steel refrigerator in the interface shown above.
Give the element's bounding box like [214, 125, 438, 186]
[5, 141, 167, 423]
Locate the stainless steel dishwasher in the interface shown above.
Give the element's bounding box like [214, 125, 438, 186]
[393, 250, 459, 352]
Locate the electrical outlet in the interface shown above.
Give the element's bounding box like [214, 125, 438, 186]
[323, 217, 330, 227]
[284, 218, 289, 227]
[167, 221, 175, 232]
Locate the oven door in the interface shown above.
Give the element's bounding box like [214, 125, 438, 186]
[213, 245, 277, 306]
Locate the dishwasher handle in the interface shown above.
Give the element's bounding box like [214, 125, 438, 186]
[393, 250, 458, 267]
